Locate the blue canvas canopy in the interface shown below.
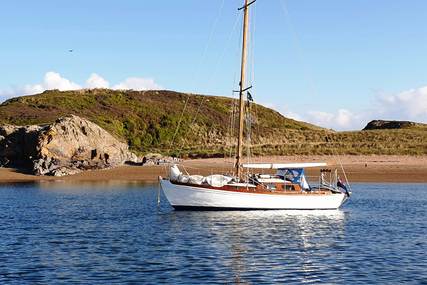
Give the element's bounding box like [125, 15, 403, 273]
[277, 168, 310, 190]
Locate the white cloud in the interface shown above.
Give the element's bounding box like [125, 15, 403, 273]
[377, 86, 427, 121]
[22, 84, 44, 95]
[305, 109, 360, 130]
[0, 87, 25, 99]
[42, 71, 82, 91]
[86, 73, 109, 89]
[281, 86, 427, 131]
[112, 77, 162, 91]
[0, 71, 162, 102]
[280, 106, 303, 121]
[279, 107, 363, 131]
[0, 71, 81, 100]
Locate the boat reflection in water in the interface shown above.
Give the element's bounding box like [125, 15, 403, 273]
[164, 209, 347, 283]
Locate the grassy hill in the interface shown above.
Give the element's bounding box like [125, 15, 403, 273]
[0, 89, 426, 156]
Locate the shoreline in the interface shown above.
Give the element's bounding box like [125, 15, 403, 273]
[0, 155, 426, 184]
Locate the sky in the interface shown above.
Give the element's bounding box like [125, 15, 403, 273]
[1, 0, 426, 130]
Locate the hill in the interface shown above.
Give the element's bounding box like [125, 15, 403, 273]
[0, 89, 426, 156]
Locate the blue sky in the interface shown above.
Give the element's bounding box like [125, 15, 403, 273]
[1, 0, 426, 130]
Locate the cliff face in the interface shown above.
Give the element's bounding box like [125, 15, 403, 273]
[0, 115, 138, 176]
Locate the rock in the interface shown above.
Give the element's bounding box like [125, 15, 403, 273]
[52, 166, 81, 177]
[0, 157, 9, 167]
[140, 153, 181, 166]
[0, 125, 20, 137]
[0, 125, 42, 169]
[363, 120, 417, 130]
[0, 115, 139, 176]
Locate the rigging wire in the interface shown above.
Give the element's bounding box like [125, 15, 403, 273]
[328, 135, 353, 193]
[175, 11, 242, 158]
[278, 0, 352, 191]
[250, 3, 261, 158]
[205, 13, 241, 92]
[184, 14, 241, 168]
[228, 95, 237, 164]
[168, 0, 226, 153]
[177, 11, 241, 166]
[278, 0, 319, 100]
[228, 6, 246, 173]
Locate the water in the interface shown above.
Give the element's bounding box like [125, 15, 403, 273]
[0, 182, 426, 284]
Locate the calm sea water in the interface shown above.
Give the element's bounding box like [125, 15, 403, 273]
[0, 182, 426, 284]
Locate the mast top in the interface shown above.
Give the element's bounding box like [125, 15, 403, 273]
[238, 0, 256, 10]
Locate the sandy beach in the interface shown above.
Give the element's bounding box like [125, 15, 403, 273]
[0, 155, 426, 184]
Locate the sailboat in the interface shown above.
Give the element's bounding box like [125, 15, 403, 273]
[159, 0, 351, 210]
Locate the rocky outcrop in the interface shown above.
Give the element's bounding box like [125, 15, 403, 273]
[139, 153, 181, 166]
[363, 120, 418, 130]
[0, 115, 139, 176]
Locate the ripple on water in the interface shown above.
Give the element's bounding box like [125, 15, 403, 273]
[0, 183, 426, 284]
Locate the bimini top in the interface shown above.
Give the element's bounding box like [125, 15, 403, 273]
[242, 162, 327, 169]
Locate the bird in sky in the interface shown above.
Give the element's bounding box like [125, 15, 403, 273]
[68, 49, 74, 53]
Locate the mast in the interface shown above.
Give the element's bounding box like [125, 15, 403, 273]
[236, 0, 252, 179]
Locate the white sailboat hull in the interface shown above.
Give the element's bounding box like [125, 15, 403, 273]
[160, 179, 348, 210]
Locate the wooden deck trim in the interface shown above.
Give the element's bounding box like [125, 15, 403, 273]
[170, 180, 334, 196]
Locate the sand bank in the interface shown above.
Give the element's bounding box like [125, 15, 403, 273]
[0, 155, 426, 184]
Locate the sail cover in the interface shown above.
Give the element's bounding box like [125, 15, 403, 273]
[242, 162, 327, 169]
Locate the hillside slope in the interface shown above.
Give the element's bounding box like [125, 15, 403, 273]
[0, 89, 426, 156]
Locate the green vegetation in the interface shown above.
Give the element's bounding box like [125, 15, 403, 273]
[0, 89, 426, 157]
